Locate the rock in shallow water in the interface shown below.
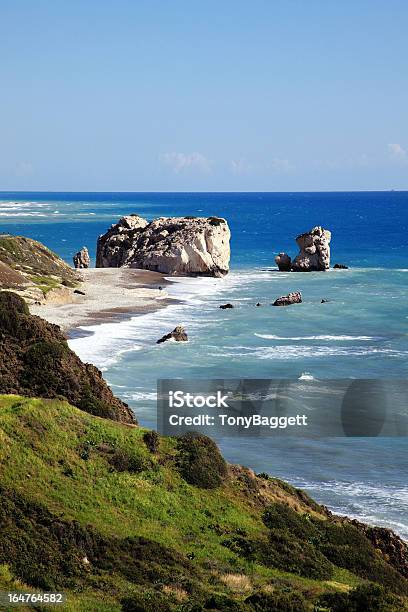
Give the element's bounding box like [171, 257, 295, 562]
[219, 303, 234, 309]
[333, 263, 349, 269]
[73, 246, 90, 269]
[291, 226, 331, 271]
[96, 215, 230, 277]
[275, 252, 292, 271]
[272, 291, 302, 306]
[275, 226, 331, 272]
[157, 325, 188, 344]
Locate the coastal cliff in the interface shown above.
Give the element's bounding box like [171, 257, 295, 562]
[0, 292, 135, 424]
[0, 234, 79, 302]
[96, 215, 231, 277]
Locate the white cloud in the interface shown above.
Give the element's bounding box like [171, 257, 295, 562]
[269, 157, 294, 173]
[159, 152, 211, 173]
[230, 158, 252, 175]
[230, 157, 294, 176]
[388, 143, 407, 158]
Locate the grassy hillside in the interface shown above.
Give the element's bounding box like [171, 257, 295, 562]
[0, 395, 407, 611]
[0, 235, 78, 299]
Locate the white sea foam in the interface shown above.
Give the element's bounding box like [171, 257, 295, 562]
[122, 391, 157, 402]
[0, 212, 47, 217]
[286, 478, 408, 539]
[207, 345, 406, 360]
[0, 200, 56, 217]
[298, 372, 315, 380]
[68, 274, 237, 366]
[255, 333, 381, 341]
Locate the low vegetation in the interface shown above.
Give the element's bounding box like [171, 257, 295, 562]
[0, 395, 407, 610]
[0, 291, 135, 423]
[0, 234, 79, 298]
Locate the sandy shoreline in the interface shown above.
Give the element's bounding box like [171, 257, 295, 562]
[29, 268, 172, 335]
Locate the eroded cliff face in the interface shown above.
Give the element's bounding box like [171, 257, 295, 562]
[96, 215, 231, 277]
[0, 291, 135, 424]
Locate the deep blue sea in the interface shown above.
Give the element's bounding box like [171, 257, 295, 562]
[1, 191, 407, 538]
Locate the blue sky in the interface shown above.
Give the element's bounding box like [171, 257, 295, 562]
[0, 0, 407, 191]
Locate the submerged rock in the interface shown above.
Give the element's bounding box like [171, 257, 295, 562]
[275, 252, 292, 271]
[73, 246, 90, 269]
[96, 215, 230, 277]
[272, 291, 302, 306]
[157, 325, 188, 344]
[334, 263, 349, 269]
[219, 303, 234, 309]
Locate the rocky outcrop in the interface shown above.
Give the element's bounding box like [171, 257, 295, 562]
[348, 519, 408, 579]
[0, 291, 135, 424]
[291, 226, 331, 271]
[157, 325, 188, 344]
[275, 252, 292, 271]
[96, 215, 230, 277]
[334, 263, 348, 269]
[96, 216, 149, 268]
[73, 247, 90, 269]
[275, 227, 331, 272]
[219, 303, 234, 309]
[272, 291, 302, 306]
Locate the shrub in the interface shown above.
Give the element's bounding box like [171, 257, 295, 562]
[263, 528, 333, 580]
[202, 593, 245, 611]
[317, 521, 408, 594]
[108, 449, 146, 473]
[121, 591, 173, 612]
[256, 472, 270, 480]
[0, 291, 28, 315]
[222, 535, 258, 560]
[0, 291, 29, 336]
[244, 590, 308, 612]
[77, 385, 114, 420]
[176, 432, 227, 489]
[262, 505, 408, 593]
[318, 583, 405, 611]
[143, 430, 160, 453]
[208, 217, 225, 227]
[22, 341, 68, 395]
[0, 486, 98, 589]
[262, 503, 319, 542]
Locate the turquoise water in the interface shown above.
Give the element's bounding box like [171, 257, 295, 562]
[1, 192, 407, 538]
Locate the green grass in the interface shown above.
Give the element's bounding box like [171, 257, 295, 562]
[0, 395, 406, 611]
[0, 236, 78, 293]
[27, 274, 61, 295]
